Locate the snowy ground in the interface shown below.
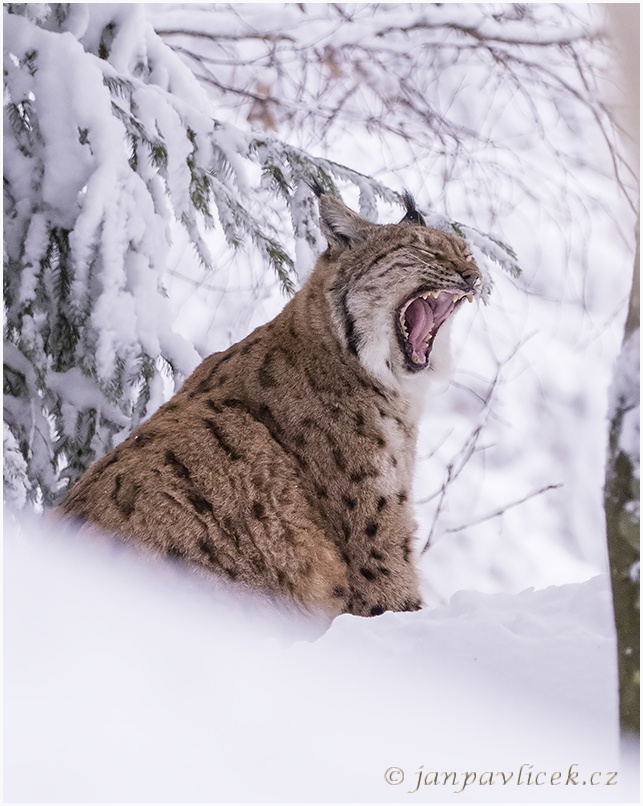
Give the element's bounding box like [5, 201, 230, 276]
[4, 510, 638, 803]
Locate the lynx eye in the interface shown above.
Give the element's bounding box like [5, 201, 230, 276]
[396, 289, 472, 371]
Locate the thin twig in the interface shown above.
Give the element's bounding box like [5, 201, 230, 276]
[442, 482, 563, 535]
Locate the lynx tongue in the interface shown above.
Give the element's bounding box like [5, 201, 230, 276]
[405, 297, 434, 363]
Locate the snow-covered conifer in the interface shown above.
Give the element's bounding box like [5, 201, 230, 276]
[4, 3, 525, 508]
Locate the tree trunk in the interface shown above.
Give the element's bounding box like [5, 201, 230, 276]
[605, 227, 640, 738]
[604, 3, 640, 742]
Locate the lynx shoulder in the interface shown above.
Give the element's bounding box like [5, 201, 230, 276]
[59, 191, 482, 617]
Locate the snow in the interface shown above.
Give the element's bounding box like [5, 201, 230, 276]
[3, 424, 32, 509]
[609, 329, 640, 477]
[47, 366, 130, 425]
[4, 511, 637, 803]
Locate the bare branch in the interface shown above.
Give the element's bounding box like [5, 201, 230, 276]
[443, 483, 564, 535]
[155, 28, 296, 44]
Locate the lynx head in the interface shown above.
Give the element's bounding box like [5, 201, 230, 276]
[316, 190, 482, 390]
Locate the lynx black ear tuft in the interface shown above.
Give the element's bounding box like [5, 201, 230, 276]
[399, 190, 427, 227]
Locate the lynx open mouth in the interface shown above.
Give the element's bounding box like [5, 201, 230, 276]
[396, 288, 473, 371]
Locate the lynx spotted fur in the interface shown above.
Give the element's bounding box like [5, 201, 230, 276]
[59, 191, 482, 617]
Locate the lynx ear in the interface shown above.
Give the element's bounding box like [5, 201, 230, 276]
[318, 194, 372, 249]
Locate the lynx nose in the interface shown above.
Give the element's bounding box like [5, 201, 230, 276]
[460, 267, 482, 292]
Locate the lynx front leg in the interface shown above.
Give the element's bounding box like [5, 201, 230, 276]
[344, 534, 423, 617]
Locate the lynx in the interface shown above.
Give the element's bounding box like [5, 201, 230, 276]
[59, 190, 482, 617]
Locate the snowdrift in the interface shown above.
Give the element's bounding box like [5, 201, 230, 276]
[4, 511, 637, 803]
